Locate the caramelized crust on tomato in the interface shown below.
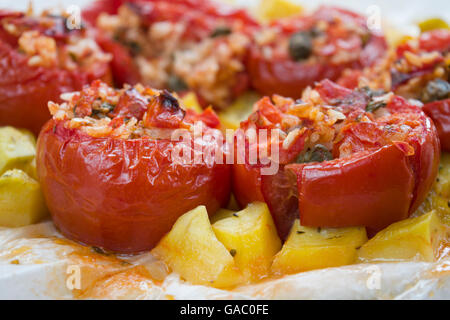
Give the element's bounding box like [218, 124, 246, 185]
[37, 81, 230, 253]
[234, 80, 439, 238]
[0, 10, 112, 134]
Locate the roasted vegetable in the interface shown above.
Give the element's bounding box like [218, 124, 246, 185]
[210, 208, 235, 224]
[37, 81, 230, 253]
[218, 92, 260, 130]
[271, 220, 367, 275]
[152, 206, 242, 288]
[0, 127, 36, 175]
[0, 169, 47, 227]
[180, 92, 203, 114]
[358, 211, 448, 262]
[417, 153, 450, 225]
[418, 18, 449, 33]
[212, 202, 281, 282]
[257, 0, 303, 22]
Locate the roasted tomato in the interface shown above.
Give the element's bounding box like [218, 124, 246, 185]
[37, 81, 230, 253]
[233, 80, 439, 238]
[246, 6, 387, 98]
[364, 29, 450, 150]
[423, 99, 450, 150]
[83, 0, 258, 108]
[0, 10, 111, 135]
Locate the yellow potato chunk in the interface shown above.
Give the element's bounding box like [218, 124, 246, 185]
[210, 208, 235, 224]
[212, 202, 281, 282]
[218, 92, 260, 130]
[416, 153, 450, 225]
[418, 18, 449, 33]
[180, 92, 202, 114]
[358, 211, 448, 263]
[435, 152, 450, 199]
[258, 0, 303, 22]
[272, 220, 367, 275]
[0, 169, 48, 227]
[152, 206, 242, 288]
[0, 127, 36, 175]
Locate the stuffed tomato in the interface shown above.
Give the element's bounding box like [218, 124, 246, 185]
[83, 0, 258, 109]
[0, 10, 112, 135]
[246, 6, 387, 98]
[393, 30, 450, 151]
[360, 29, 450, 150]
[37, 80, 230, 253]
[233, 80, 440, 238]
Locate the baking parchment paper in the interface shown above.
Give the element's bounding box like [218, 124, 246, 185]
[0, 221, 448, 299]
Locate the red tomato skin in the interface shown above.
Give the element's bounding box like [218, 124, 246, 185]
[286, 145, 415, 232]
[247, 51, 346, 99]
[423, 99, 450, 151]
[36, 120, 231, 253]
[95, 34, 141, 87]
[0, 42, 111, 135]
[232, 163, 264, 208]
[405, 112, 441, 213]
[246, 7, 387, 98]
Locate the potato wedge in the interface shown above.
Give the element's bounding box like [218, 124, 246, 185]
[152, 206, 242, 288]
[0, 169, 48, 227]
[0, 126, 36, 175]
[358, 211, 447, 262]
[210, 208, 235, 224]
[212, 202, 281, 282]
[272, 220, 367, 275]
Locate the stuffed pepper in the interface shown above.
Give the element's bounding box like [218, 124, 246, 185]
[0, 10, 112, 135]
[36, 80, 231, 253]
[83, 0, 258, 109]
[233, 80, 440, 238]
[246, 6, 387, 98]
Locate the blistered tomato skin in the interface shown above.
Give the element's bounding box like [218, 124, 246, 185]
[37, 120, 231, 253]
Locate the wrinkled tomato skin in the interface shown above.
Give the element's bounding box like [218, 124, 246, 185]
[286, 145, 415, 233]
[37, 120, 231, 253]
[423, 99, 450, 151]
[0, 42, 111, 135]
[232, 163, 264, 208]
